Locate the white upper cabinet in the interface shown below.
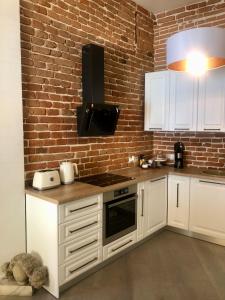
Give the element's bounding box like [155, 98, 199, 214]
[144, 71, 170, 131]
[144, 68, 225, 132]
[198, 67, 225, 132]
[169, 72, 198, 131]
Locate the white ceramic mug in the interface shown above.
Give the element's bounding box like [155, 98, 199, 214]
[59, 162, 78, 184]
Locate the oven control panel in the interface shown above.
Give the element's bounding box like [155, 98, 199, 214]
[114, 187, 129, 198]
[103, 184, 137, 203]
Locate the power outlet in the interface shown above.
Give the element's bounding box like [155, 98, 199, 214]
[128, 156, 135, 163]
[166, 153, 175, 161]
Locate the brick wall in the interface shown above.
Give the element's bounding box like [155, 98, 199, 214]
[153, 132, 225, 169]
[20, 0, 154, 179]
[153, 0, 225, 169]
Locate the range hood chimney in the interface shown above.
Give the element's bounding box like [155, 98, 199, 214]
[82, 44, 104, 103]
[77, 44, 120, 137]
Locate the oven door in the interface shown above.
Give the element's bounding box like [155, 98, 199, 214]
[103, 193, 137, 245]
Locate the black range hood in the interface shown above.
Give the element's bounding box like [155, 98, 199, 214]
[77, 44, 120, 137]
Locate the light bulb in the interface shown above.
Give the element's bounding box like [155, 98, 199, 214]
[185, 51, 208, 76]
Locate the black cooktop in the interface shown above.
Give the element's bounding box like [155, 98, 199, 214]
[77, 173, 134, 187]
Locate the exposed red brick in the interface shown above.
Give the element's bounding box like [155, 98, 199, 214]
[21, 0, 225, 179]
[21, 0, 154, 179]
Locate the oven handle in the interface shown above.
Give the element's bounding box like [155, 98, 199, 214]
[107, 195, 137, 209]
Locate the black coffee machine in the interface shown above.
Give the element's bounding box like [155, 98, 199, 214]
[174, 142, 185, 168]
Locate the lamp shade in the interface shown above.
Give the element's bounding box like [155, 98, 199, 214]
[167, 27, 225, 72]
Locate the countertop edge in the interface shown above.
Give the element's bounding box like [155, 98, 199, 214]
[25, 167, 225, 205]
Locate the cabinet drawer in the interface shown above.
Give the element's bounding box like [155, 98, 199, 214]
[59, 229, 102, 265]
[59, 247, 102, 285]
[103, 231, 137, 261]
[59, 211, 102, 244]
[59, 194, 102, 224]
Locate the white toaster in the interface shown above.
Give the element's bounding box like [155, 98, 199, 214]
[32, 170, 61, 190]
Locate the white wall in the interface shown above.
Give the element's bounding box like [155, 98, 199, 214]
[0, 0, 25, 266]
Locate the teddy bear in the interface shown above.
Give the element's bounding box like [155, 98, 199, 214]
[1, 253, 48, 289]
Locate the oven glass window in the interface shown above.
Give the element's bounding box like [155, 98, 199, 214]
[106, 197, 136, 238]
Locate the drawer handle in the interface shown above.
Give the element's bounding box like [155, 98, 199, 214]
[69, 221, 98, 234]
[69, 202, 98, 213]
[149, 127, 162, 130]
[174, 128, 190, 131]
[199, 180, 225, 186]
[204, 128, 221, 131]
[111, 239, 133, 252]
[69, 257, 98, 274]
[69, 239, 98, 254]
[150, 176, 166, 183]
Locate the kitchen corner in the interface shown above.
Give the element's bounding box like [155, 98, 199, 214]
[2, 0, 225, 299]
[26, 164, 225, 298]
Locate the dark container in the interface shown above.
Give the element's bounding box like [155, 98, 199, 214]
[174, 142, 185, 169]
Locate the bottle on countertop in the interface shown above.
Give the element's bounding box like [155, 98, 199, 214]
[174, 142, 185, 169]
[139, 154, 145, 167]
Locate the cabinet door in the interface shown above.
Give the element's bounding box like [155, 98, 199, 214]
[144, 71, 170, 131]
[145, 177, 167, 236]
[169, 72, 198, 131]
[168, 175, 190, 230]
[198, 68, 225, 132]
[190, 178, 225, 240]
[137, 181, 145, 241]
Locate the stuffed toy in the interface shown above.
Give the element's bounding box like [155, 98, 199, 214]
[1, 253, 48, 289]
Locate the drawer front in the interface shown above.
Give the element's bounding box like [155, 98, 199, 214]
[59, 211, 102, 244]
[59, 247, 102, 285]
[59, 194, 102, 224]
[59, 229, 102, 265]
[103, 231, 137, 261]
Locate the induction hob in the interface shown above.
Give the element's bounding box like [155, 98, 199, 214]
[77, 173, 135, 187]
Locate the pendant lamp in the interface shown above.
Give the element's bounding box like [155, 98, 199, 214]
[167, 27, 225, 76]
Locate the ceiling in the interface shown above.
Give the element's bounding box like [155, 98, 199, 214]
[134, 0, 199, 14]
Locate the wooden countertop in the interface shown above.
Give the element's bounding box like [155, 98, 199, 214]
[25, 166, 225, 205]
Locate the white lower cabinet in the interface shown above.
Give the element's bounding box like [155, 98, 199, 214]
[59, 211, 102, 244]
[137, 181, 145, 240]
[26, 173, 225, 299]
[26, 194, 103, 298]
[59, 229, 102, 265]
[103, 231, 137, 260]
[137, 177, 167, 240]
[190, 178, 225, 240]
[59, 247, 102, 285]
[168, 175, 190, 230]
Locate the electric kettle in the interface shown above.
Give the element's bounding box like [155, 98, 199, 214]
[59, 161, 79, 184]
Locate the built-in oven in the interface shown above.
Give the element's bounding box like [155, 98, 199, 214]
[103, 184, 137, 245]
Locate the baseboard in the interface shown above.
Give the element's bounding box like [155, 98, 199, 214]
[166, 226, 225, 247]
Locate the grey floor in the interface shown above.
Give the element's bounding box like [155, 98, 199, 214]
[1, 230, 225, 300]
